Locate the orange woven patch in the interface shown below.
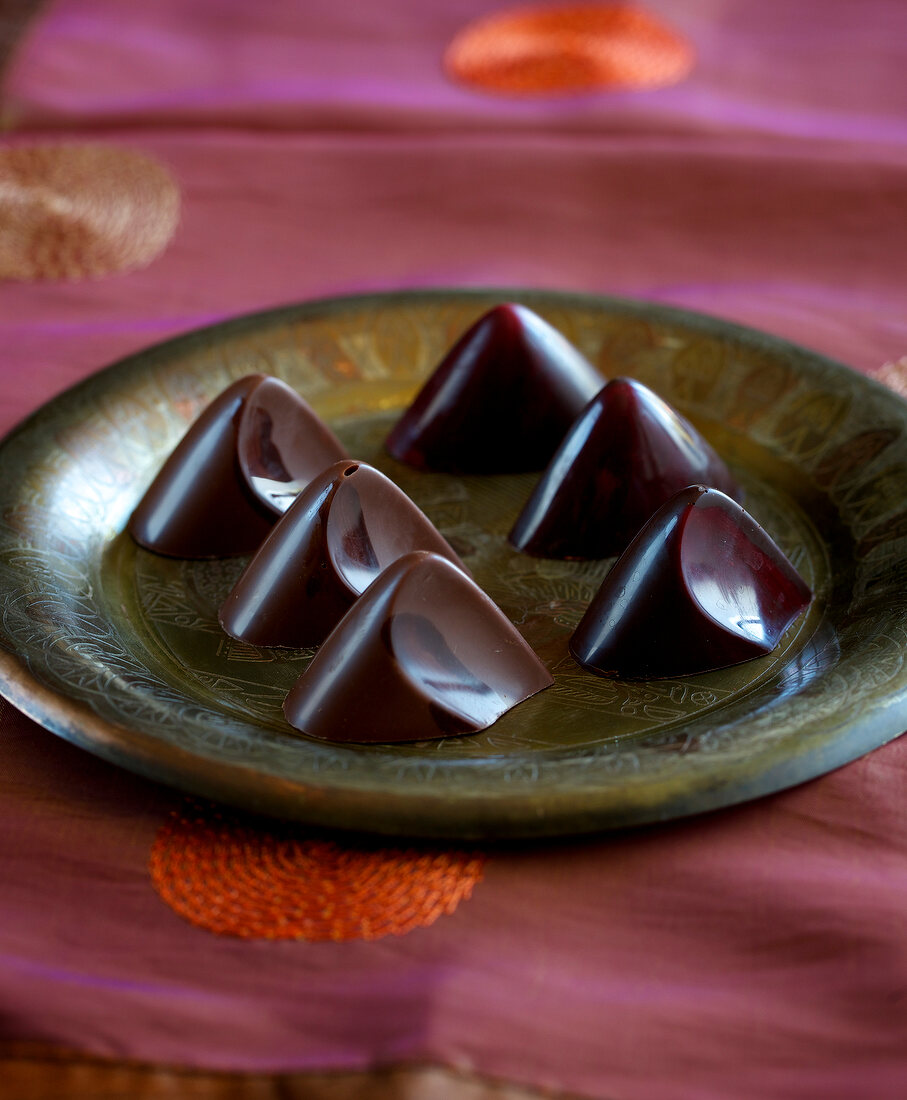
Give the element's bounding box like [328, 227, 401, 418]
[0, 144, 179, 281]
[445, 2, 693, 96]
[150, 799, 485, 941]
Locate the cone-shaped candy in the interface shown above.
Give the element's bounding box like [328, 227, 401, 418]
[570, 485, 812, 679]
[219, 461, 467, 648]
[386, 303, 603, 474]
[236, 375, 348, 514]
[129, 374, 348, 558]
[283, 551, 553, 742]
[510, 377, 742, 559]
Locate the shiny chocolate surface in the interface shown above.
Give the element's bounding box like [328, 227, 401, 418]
[129, 373, 348, 558]
[386, 303, 603, 474]
[129, 374, 276, 558]
[509, 377, 743, 559]
[283, 551, 553, 743]
[219, 460, 466, 648]
[236, 375, 347, 513]
[570, 485, 813, 678]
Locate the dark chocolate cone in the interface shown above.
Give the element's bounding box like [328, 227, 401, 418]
[129, 374, 347, 558]
[386, 303, 603, 474]
[236, 376, 347, 514]
[510, 377, 742, 559]
[570, 486, 812, 679]
[283, 551, 553, 743]
[219, 461, 467, 648]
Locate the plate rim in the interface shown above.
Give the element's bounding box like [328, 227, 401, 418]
[2, 286, 907, 838]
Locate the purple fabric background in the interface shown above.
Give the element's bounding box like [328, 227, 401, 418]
[2, 2, 907, 1097]
[5, 0, 906, 143]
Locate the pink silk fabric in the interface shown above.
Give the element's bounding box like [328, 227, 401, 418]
[2, 2, 907, 1098]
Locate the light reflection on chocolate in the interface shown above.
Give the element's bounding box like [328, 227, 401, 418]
[570, 485, 812, 679]
[386, 303, 603, 474]
[283, 551, 553, 743]
[219, 461, 468, 648]
[129, 374, 348, 558]
[510, 377, 743, 560]
[236, 376, 347, 513]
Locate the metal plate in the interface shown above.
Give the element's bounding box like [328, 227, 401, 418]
[2, 289, 906, 838]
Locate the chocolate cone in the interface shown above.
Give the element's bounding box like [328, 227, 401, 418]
[283, 551, 553, 743]
[570, 486, 812, 679]
[236, 375, 348, 514]
[509, 377, 743, 559]
[219, 461, 468, 648]
[129, 374, 348, 558]
[386, 303, 603, 474]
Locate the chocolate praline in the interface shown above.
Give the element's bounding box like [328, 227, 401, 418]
[386, 303, 604, 474]
[283, 551, 553, 743]
[570, 485, 813, 679]
[219, 460, 467, 649]
[509, 377, 743, 560]
[129, 374, 347, 558]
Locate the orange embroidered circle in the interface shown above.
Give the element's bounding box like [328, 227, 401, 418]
[150, 799, 485, 941]
[445, 3, 694, 96]
[0, 144, 179, 281]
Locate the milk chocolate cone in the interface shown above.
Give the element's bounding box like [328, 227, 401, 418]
[129, 374, 347, 558]
[219, 461, 467, 648]
[386, 303, 603, 474]
[283, 551, 553, 742]
[510, 377, 742, 559]
[570, 486, 812, 679]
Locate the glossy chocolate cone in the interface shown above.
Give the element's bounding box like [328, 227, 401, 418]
[129, 374, 347, 558]
[283, 551, 553, 743]
[510, 377, 743, 559]
[570, 486, 813, 679]
[236, 375, 347, 514]
[386, 303, 603, 474]
[219, 461, 467, 648]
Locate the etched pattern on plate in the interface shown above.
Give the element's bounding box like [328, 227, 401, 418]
[1, 291, 906, 835]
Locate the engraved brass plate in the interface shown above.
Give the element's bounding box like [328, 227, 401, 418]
[2, 289, 906, 837]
